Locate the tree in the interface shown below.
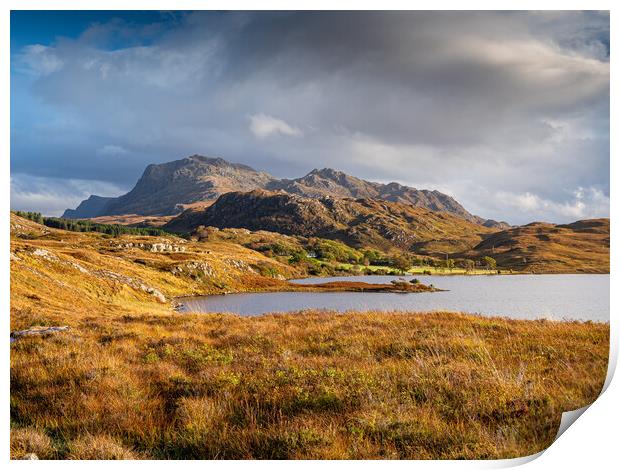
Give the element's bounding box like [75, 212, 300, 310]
[288, 250, 307, 265]
[462, 259, 475, 272]
[482, 256, 497, 270]
[392, 255, 412, 274]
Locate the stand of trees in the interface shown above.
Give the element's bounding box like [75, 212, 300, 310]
[481, 256, 497, 270]
[13, 211, 172, 237]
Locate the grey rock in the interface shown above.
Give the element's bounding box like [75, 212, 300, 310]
[11, 326, 70, 341]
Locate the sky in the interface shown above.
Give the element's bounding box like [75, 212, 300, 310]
[10, 10, 610, 224]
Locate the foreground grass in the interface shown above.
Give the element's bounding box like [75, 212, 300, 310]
[11, 310, 608, 460]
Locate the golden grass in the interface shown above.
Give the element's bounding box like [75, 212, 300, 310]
[10, 427, 56, 459]
[67, 435, 140, 460]
[10, 310, 608, 460]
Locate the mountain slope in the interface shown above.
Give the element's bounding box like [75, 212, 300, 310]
[62, 195, 116, 219]
[62, 155, 275, 218]
[165, 190, 494, 253]
[63, 155, 503, 226]
[465, 218, 610, 273]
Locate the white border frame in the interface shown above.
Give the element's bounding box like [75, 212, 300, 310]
[2, 2, 615, 468]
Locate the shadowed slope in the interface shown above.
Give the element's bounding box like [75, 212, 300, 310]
[164, 190, 494, 253]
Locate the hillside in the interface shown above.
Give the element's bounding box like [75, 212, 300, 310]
[465, 218, 610, 273]
[87, 214, 175, 227]
[10, 213, 302, 327]
[164, 190, 494, 253]
[63, 155, 505, 226]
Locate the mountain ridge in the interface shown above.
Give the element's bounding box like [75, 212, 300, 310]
[63, 155, 508, 227]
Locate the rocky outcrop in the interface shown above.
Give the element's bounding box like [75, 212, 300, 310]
[111, 241, 187, 253]
[94, 270, 166, 302]
[170, 261, 215, 278]
[17, 242, 168, 303]
[31, 248, 58, 261]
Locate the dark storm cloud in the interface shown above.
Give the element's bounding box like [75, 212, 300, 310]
[10, 11, 609, 222]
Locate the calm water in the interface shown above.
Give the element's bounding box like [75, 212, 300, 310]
[178, 274, 609, 322]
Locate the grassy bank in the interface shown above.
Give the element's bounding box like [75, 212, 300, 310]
[11, 310, 608, 460]
[333, 262, 507, 276]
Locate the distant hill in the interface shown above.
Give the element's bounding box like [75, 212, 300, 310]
[465, 218, 610, 273]
[63, 155, 505, 227]
[164, 189, 494, 253]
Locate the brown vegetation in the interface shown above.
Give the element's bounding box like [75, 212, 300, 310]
[11, 311, 608, 459]
[10, 212, 299, 330]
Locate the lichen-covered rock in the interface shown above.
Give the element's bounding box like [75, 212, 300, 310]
[140, 285, 166, 303]
[31, 248, 58, 261]
[171, 261, 214, 278]
[149, 243, 186, 253]
[94, 270, 167, 303]
[70, 262, 89, 274]
[224, 258, 256, 273]
[11, 326, 70, 340]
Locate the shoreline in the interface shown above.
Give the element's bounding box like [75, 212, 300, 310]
[173, 302, 609, 324]
[172, 278, 443, 311]
[297, 268, 610, 277]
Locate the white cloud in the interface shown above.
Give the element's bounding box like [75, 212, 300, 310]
[249, 113, 302, 139]
[96, 144, 129, 156]
[494, 187, 609, 222]
[19, 44, 64, 75]
[10, 174, 125, 216]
